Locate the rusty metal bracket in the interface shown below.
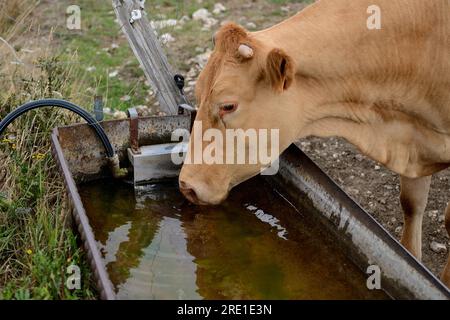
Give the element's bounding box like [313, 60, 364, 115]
[127, 107, 140, 154]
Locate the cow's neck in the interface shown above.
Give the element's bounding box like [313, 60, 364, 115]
[254, 1, 450, 177]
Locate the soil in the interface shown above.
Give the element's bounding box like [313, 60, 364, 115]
[298, 136, 450, 277]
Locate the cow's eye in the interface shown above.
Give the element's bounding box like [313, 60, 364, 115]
[219, 103, 238, 117]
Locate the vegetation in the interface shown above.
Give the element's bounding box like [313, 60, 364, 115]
[0, 0, 95, 299]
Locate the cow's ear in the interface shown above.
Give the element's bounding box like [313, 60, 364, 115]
[266, 48, 294, 93]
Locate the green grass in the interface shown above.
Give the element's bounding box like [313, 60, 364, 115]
[0, 55, 97, 299]
[55, 0, 222, 112]
[57, 0, 149, 112]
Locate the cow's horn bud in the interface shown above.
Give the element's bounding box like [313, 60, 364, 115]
[238, 44, 254, 58]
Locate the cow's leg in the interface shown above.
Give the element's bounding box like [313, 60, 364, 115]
[442, 203, 450, 286]
[399, 175, 431, 260]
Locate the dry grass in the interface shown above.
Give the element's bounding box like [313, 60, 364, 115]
[0, 1, 38, 38]
[0, 0, 95, 299]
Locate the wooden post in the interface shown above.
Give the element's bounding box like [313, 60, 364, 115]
[112, 0, 190, 115]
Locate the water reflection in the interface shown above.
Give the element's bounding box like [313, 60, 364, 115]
[79, 178, 387, 300]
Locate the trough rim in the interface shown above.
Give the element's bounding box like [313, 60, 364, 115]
[51, 127, 116, 300]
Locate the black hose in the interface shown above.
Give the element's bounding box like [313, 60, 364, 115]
[0, 99, 115, 158]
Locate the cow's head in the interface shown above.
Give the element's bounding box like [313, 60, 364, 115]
[179, 23, 301, 205]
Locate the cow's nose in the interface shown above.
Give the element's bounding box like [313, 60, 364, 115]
[179, 180, 201, 204]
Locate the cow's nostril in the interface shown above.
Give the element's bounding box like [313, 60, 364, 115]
[179, 180, 200, 204]
[183, 188, 199, 203]
[179, 180, 189, 190]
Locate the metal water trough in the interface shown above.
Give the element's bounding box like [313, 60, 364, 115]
[51, 115, 450, 300]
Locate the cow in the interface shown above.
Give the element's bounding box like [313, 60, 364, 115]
[178, 0, 450, 286]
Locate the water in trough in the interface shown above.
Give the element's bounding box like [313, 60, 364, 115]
[79, 177, 388, 299]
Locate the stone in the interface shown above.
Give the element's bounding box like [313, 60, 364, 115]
[428, 210, 439, 219]
[150, 19, 177, 30]
[212, 3, 226, 15]
[179, 15, 190, 24]
[192, 8, 217, 30]
[192, 8, 210, 21]
[113, 111, 127, 119]
[160, 33, 175, 44]
[108, 70, 119, 78]
[430, 241, 447, 254]
[192, 49, 212, 68]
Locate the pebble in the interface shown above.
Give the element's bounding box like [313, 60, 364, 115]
[428, 210, 439, 219]
[246, 22, 257, 29]
[192, 8, 218, 29]
[108, 70, 119, 78]
[160, 33, 175, 44]
[212, 3, 226, 15]
[113, 111, 127, 120]
[193, 8, 208, 20]
[190, 49, 212, 68]
[202, 18, 218, 30]
[395, 226, 402, 234]
[179, 15, 190, 24]
[299, 141, 311, 148]
[430, 241, 447, 254]
[135, 105, 150, 117]
[150, 19, 177, 30]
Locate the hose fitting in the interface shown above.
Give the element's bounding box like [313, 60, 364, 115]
[108, 154, 128, 179]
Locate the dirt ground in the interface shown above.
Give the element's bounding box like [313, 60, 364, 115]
[298, 137, 450, 277]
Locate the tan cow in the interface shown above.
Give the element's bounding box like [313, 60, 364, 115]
[179, 0, 450, 286]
